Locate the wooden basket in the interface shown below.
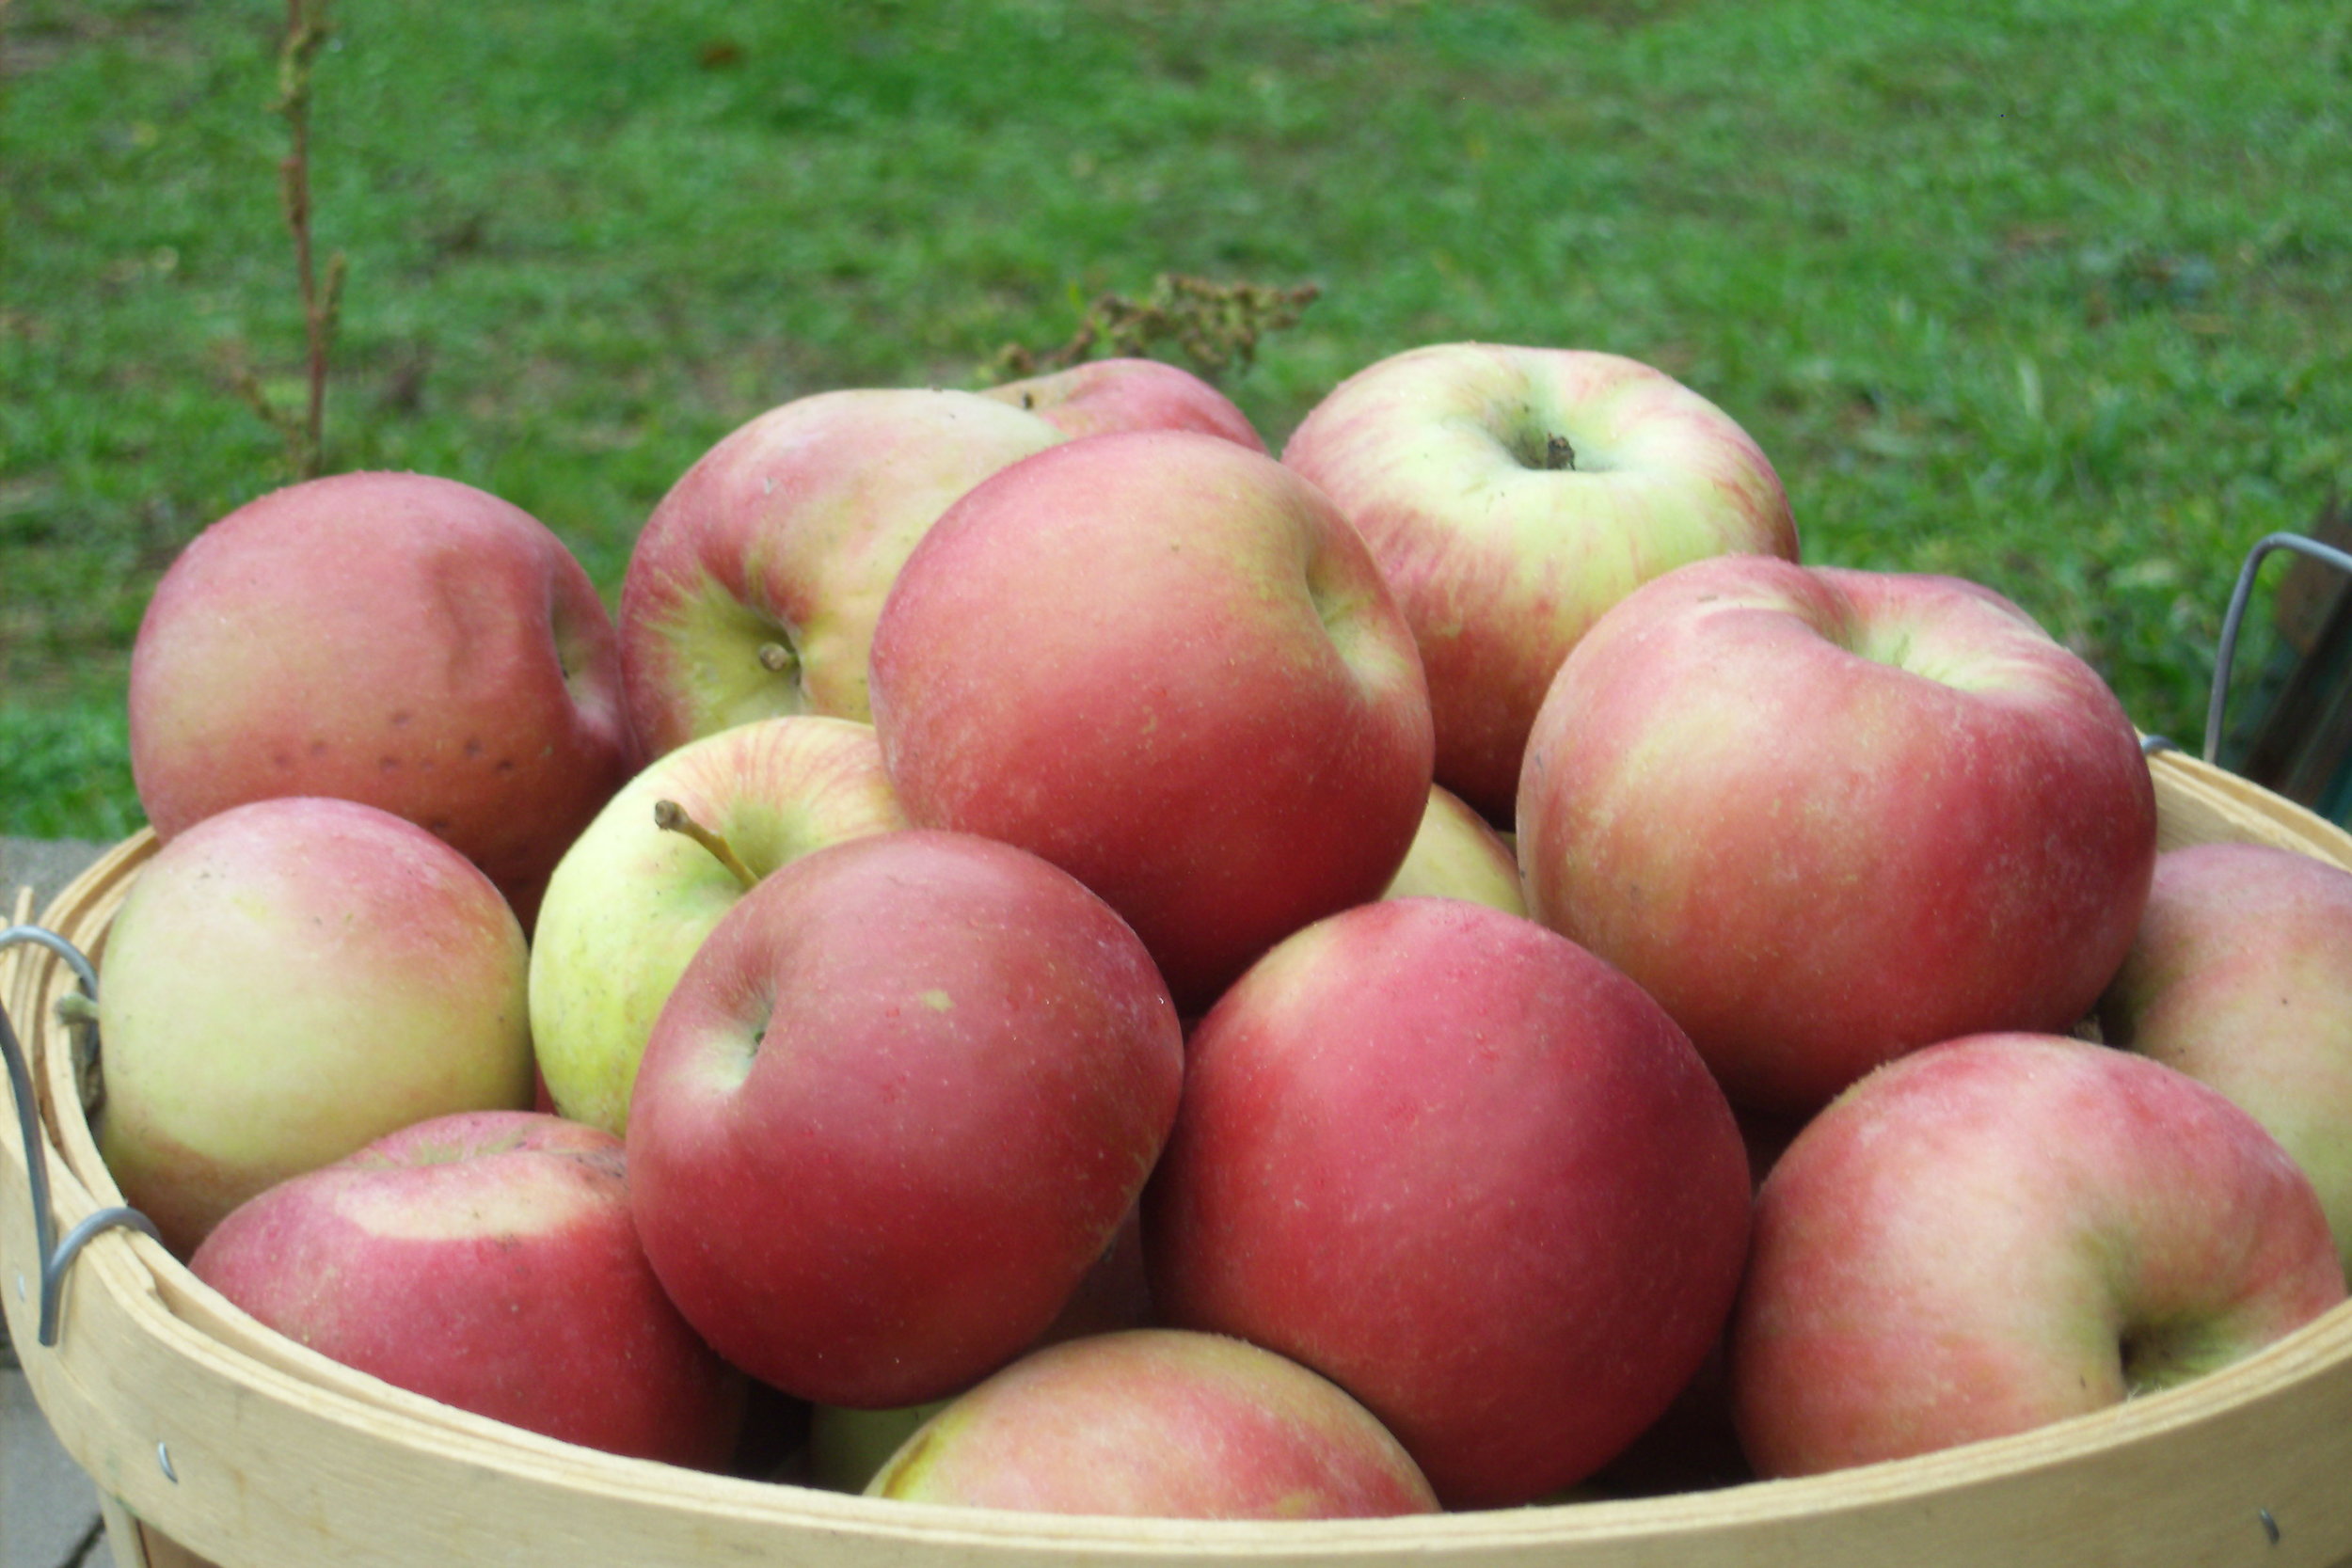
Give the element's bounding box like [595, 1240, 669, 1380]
[7, 748, 2352, 1568]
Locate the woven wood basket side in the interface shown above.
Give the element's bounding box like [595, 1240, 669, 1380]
[5, 758, 2352, 1568]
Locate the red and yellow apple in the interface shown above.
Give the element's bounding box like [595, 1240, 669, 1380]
[2099, 841, 2352, 1275]
[1519, 555, 2157, 1116]
[618, 388, 1064, 756]
[127, 471, 637, 923]
[980, 357, 1265, 451]
[1282, 343, 1797, 822]
[1146, 896, 1752, 1509]
[1731, 1033, 2346, 1477]
[867, 1329, 1439, 1519]
[626, 830, 1184, 1409]
[189, 1110, 746, 1467]
[94, 797, 534, 1256]
[868, 430, 1435, 1012]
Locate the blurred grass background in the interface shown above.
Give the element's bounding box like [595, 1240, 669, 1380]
[4, 0, 2348, 839]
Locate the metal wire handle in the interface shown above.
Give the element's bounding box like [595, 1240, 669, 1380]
[2203, 531, 2352, 765]
[1, 925, 160, 1348]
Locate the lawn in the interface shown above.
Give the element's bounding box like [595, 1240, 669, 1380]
[5, 0, 2348, 840]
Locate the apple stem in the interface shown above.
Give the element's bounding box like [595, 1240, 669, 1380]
[1545, 434, 1576, 471]
[756, 641, 796, 675]
[653, 800, 761, 892]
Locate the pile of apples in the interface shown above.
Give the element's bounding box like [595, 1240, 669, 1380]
[89, 344, 2352, 1521]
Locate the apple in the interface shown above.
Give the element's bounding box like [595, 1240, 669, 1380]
[1145, 895, 1753, 1509]
[2098, 841, 2352, 1275]
[617, 388, 1066, 757]
[94, 797, 534, 1256]
[979, 357, 1265, 451]
[1381, 782, 1526, 915]
[188, 1110, 747, 1468]
[1518, 555, 2158, 1117]
[127, 470, 637, 925]
[1731, 1033, 2346, 1478]
[866, 1329, 1439, 1519]
[1281, 343, 1798, 822]
[529, 715, 909, 1135]
[626, 829, 1184, 1409]
[867, 430, 1435, 1013]
[805, 1204, 1153, 1493]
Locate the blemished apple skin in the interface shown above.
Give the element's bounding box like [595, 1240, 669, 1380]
[1145, 896, 1753, 1510]
[529, 715, 909, 1136]
[188, 1111, 747, 1469]
[617, 388, 1065, 756]
[1730, 1033, 2346, 1480]
[127, 470, 636, 925]
[1518, 554, 2158, 1117]
[980, 357, 1266, 451]
[627, 830, 1185, 1410]
[1281, 342, 1797, 822]
[868, 430, 1435, 1014]
[868, 1329, 1439, 1520]
[94, 797, 534, 1257]
[1380, 782, 1527, 915]
[2099, 842, 2352, 1276]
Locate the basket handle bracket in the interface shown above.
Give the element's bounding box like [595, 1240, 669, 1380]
[2, 925, 160, 1349]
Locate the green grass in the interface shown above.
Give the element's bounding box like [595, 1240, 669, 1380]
[6, 0, 2349, 837]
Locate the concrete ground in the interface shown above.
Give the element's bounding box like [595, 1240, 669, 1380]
[4, 837, 118, 1568]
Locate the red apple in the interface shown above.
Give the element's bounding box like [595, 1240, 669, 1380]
[1518, 555, 2157, 1116]
[980, 357, 1265, 451]
[1282, 343, 1797, 821]
[626, 830, 1184, 1409]
[1731, 1033, 2346, 1478]
[2099, 841, 2352, 1275]
[127, 470, 636, 923]
[188, 1111, 746, 1467]
[94, 797, 534, 1256]
[528, 715, 909, 1135]
[617, 388, 1064, 756]
[867, 430, 1435, 1012]
[1146, 896, 1753, 1509]
[867, 1329, 1439, 1519]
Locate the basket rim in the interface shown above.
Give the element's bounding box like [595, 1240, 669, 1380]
[6, 753, 2352, 1562]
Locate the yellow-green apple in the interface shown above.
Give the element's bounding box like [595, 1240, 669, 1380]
[1145, 896, 1752, 1509]
[1518, 555, 2158, 1117]
[868, 431, 1435, 1013]
[529, 715, 908, 1135]
[95, 797, 534, 1256]
[980, 357, 1265, 451]
[127, 471, 636, 925]
[1281, 343, 1798, 822]
[617, 388, 1065, 757]
[2098, 842, 2352, 1275]
[866, 1329, 1439, 1519]
[1380, 782, 1526, 914]
[1731, 1033, 2346, 1478]
[188, 1110, 746, 1467]
[627, 830, 1184, 1409]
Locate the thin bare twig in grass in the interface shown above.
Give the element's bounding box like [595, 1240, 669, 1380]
[230, 0, 346, 480]
[989, 274, 1321, 387]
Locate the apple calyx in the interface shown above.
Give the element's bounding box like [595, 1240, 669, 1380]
[1507, 427, 1578, 472]
[652, 799, 760, 892]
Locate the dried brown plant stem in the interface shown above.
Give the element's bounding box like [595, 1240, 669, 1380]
[235, 0, 346, 479]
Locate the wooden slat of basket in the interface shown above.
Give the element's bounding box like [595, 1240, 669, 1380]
[7, 767, 2352, 1568]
